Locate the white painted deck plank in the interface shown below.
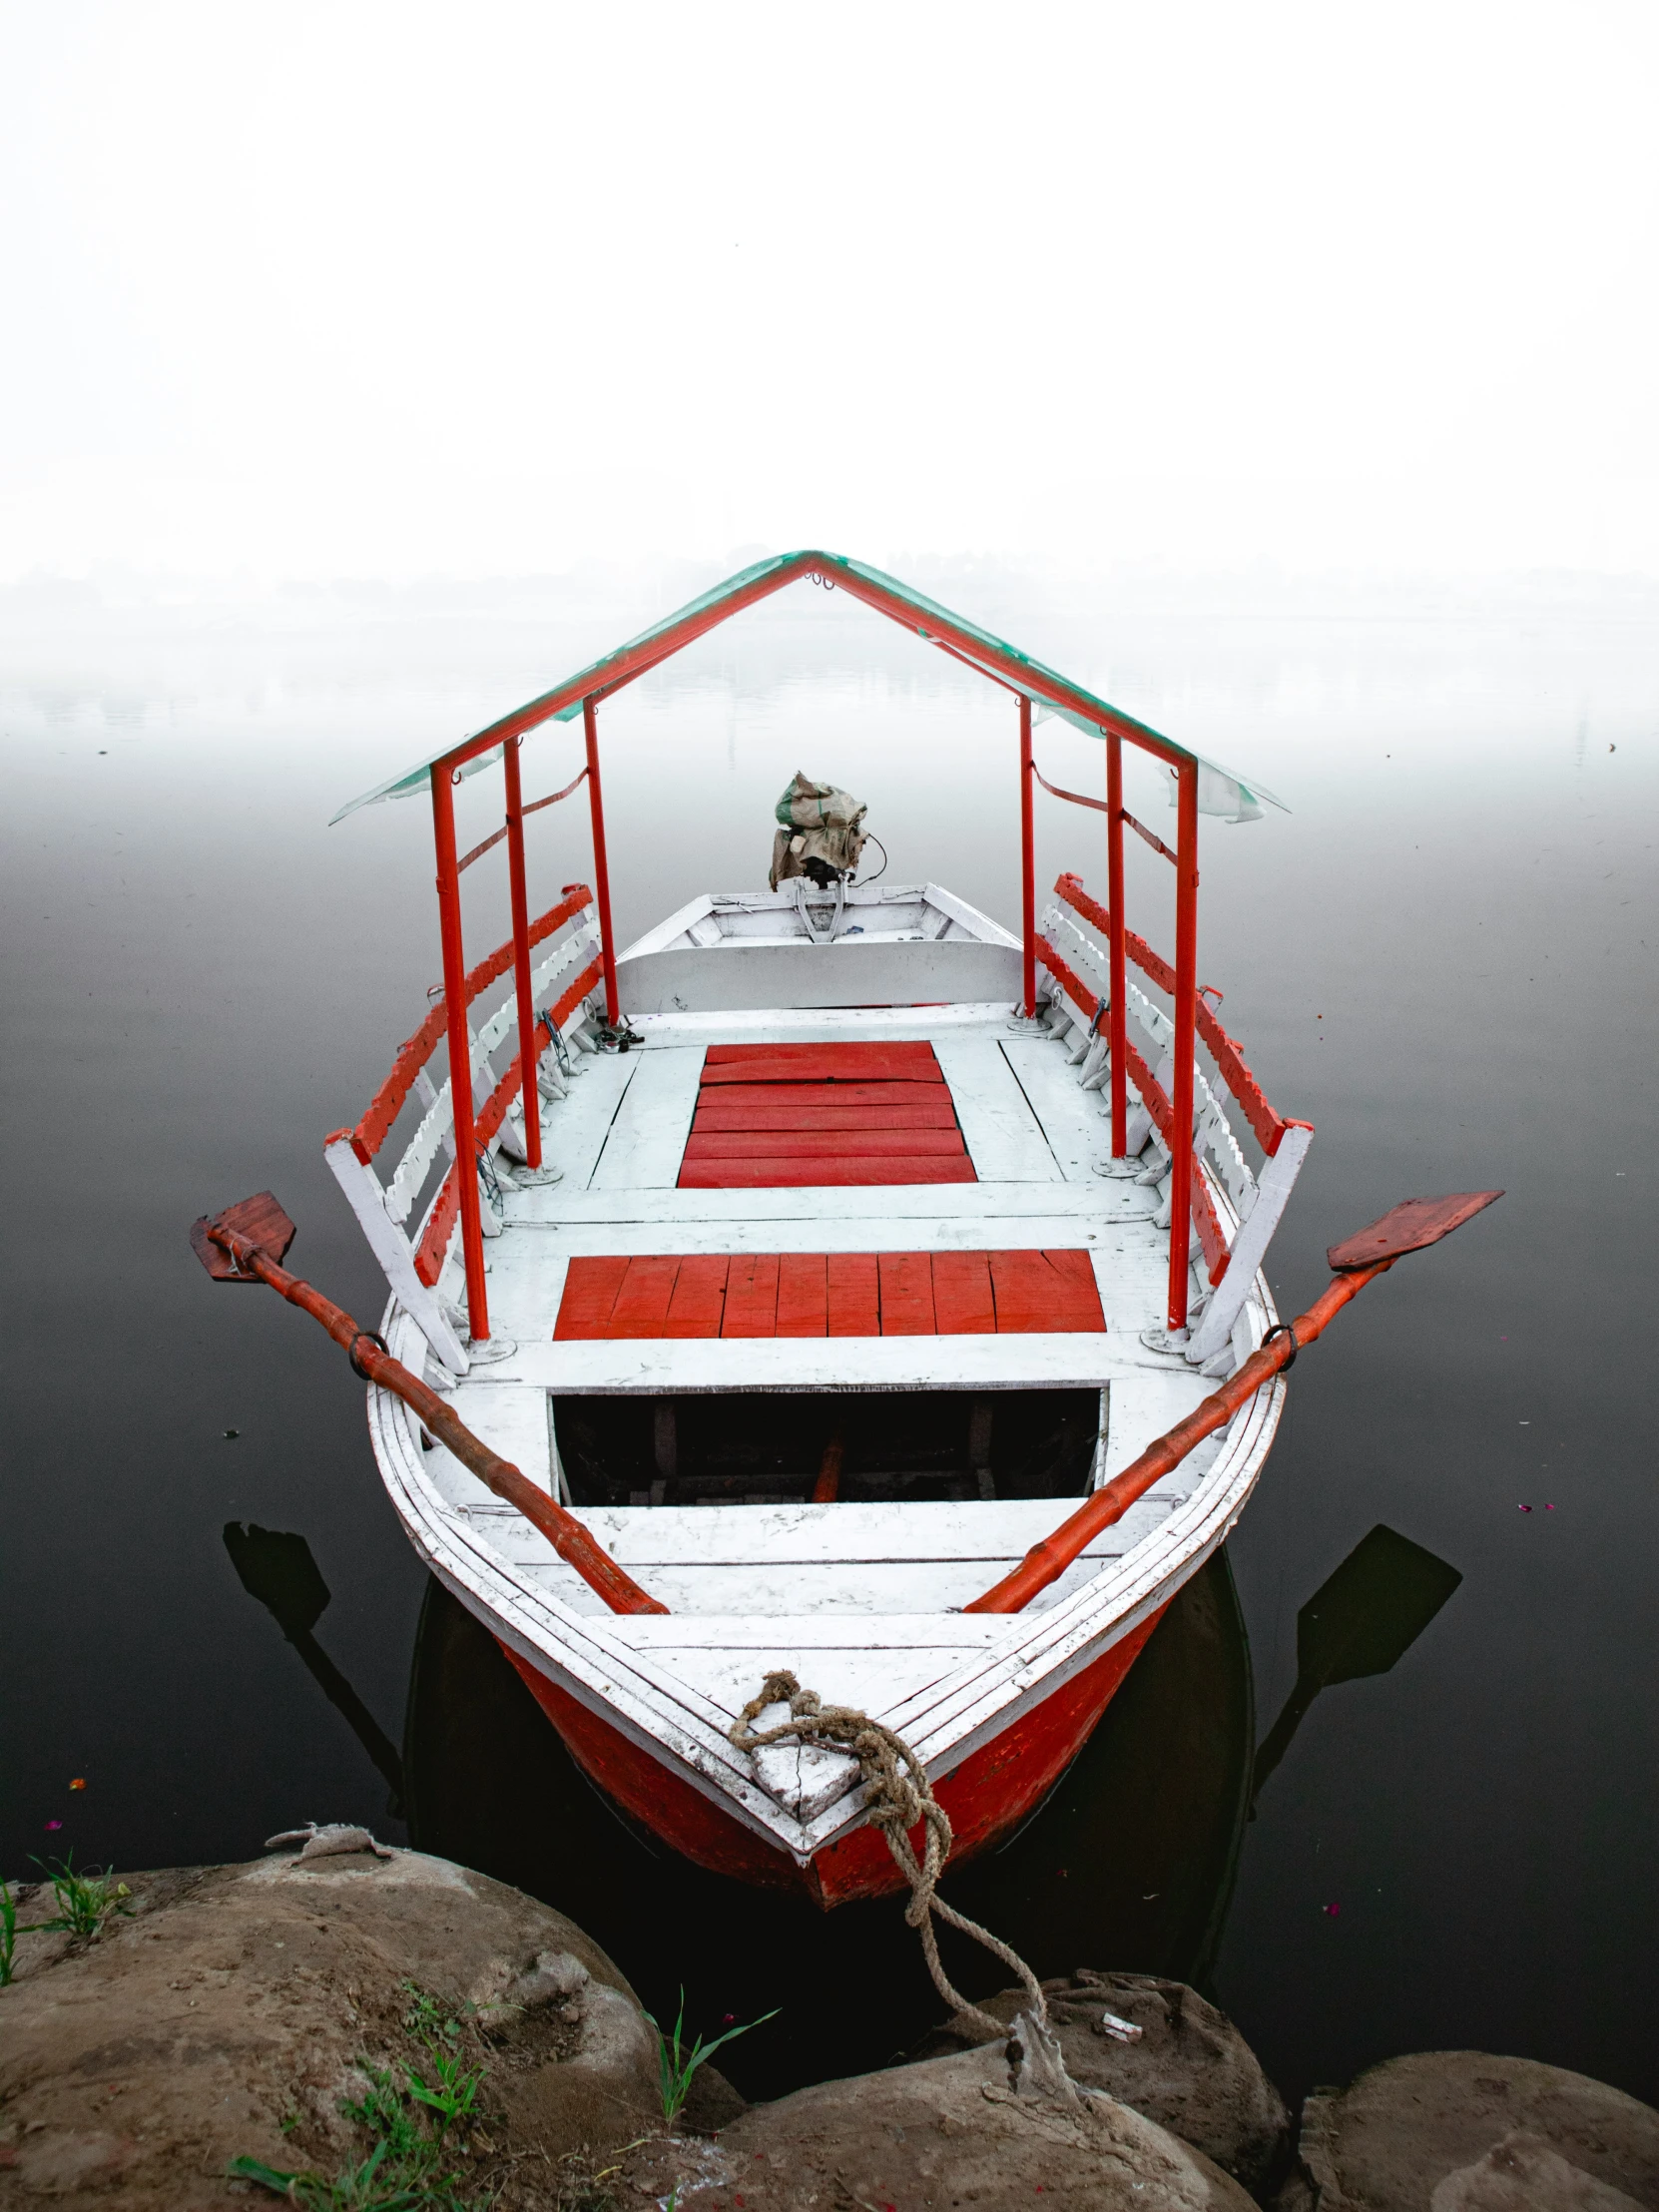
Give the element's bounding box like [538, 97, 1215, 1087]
[450, 1485, 1188, 1614]
[588, 1046, 706, 1190]
[604, 1612, 1011, 1649]
[931, 1030, 1063, 1183]
[999, 1035, 1113, 1184]
[561, 1494, 1194, 1566]
[597, 1643, 981, 1729]
[501, 1549, 1149, 1617]
[491, 1332, 1117, 1393]
[533, 1054, 640, 1191]
[504, 1178, 1151, 1230]
[439, 1385, 554, 1493]
[1100, 1371, 1215, 1480]
[628, 1002, 1020, 1048]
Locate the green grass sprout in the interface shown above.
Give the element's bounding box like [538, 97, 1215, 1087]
[232, 1981, 489, 2210]
[32, 1856, 133, 1941]
[645, 1990, 779, 2122]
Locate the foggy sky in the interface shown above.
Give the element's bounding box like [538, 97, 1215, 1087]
[2, 0, 1655, 581]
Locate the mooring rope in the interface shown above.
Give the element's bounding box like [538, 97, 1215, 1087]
[730, 1671, 1049, 2039]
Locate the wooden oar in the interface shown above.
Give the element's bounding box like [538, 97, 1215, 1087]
[191, 1193, 667, 1617]
[965, 1191, 1502, 1615]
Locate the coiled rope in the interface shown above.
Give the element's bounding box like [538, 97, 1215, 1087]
[730, 1671, 1049, 2039]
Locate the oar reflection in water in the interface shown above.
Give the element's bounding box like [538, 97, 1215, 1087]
[1249, 1523, 1462, 1814]
[223, 1521, 406, 1816]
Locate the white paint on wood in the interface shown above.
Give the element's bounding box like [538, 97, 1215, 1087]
[589, 1046, 706, 1189]
[1000, 1035, 1118, 1184]
[617, 939, 1021, 1017]
[323, 1138, 469, 1373]
[495, 1331, 1116, 1394]
[930, 1031, 1063, 1183]
[1186, 1122, 1314, 1363]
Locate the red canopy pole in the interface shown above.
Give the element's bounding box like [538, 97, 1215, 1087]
[582, 696, 621, 1025]
[1167, 762, 1200, 1333]
[1019, 693, 1036, 1017]
[1106, 732, 1128, 1157]
[430, 763, 489, 1342]
[502, 737, 542, 1170]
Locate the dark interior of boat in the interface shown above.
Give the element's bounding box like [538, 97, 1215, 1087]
[551, 1385, 1104, 1508]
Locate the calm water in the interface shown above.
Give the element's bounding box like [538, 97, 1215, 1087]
[2, 563, 1655, 2111]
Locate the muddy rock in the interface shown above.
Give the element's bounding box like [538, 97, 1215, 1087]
[626, 2038, 1259, 2211]
[1284, 2051, 1659, 2210]
[922, 1969, 1290, 2192]
[0, 1847, 666, 2208]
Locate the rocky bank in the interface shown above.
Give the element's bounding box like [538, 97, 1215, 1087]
[1, 1843, 1654, 2210]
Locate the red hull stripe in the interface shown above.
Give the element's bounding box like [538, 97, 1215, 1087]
[554, 1249, 1104, 1340]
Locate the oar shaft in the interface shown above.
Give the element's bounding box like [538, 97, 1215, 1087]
[208, 1224, 668, 1618]
[965, 1261, 1391, 1614]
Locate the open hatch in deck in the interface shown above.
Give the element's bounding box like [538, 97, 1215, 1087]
[552, 1385, 1105, 1508]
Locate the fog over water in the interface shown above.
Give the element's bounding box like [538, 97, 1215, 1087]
[1, 561, 1654, 2105]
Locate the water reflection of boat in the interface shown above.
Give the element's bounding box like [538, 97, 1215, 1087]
[315, 553, 1315, 1906]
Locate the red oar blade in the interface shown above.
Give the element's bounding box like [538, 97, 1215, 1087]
[1327, 1190, 1502, 1272]
[190, 1191, 297, 1281]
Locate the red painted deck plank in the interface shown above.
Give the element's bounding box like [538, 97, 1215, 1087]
[607, 1255, 681, 1338]
[931, 1250, 996, 1334]
[776, 1252, 829, 1337]
[684, 1129, 967, 1159]
[827, 1252, 880, 1336]
[553, 1255, 630, 1339]
[694, 1080, 949, 1111]
[705, 1041, 939, 1071]
[691, 1102, 961, 1134]
[680, 1157, 977, 1189]
[878, 1251, 935, 1335]
[663, 1254, 729, 1338]
[989, 1249, 1105, 1334]
[722, 1253, 780, 1337]
[553, 1249, 1106, 1340]
[700, 1051, 944, 1087]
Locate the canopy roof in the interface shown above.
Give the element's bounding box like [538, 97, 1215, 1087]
[332, 550, 1286, 827]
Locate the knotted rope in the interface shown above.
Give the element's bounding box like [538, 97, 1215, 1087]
[730, 1671, 1049, 2040]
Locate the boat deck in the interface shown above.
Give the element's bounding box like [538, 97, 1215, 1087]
[391, 997, 1259, 1631]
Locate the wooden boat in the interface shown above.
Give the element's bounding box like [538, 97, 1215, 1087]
[319, 552, 1314, 1910]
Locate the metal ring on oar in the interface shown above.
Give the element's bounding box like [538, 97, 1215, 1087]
[347, 1330, 390, 1381]
[1263, 1321, 1301, 1369]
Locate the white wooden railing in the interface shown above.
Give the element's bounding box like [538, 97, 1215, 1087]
[322, 885, 601, 1372]
[1035, 873, 1314, 1369]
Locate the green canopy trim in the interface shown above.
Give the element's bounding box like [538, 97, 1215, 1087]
[330, 550, 1287, 826]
